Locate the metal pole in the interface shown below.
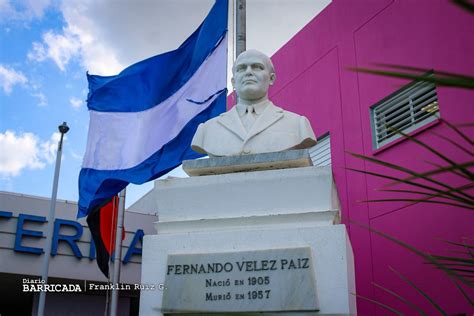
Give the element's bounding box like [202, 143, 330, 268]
[110, 188, 126, 316]
[37, 122, 69, 316]
[236, 0, 246, 57]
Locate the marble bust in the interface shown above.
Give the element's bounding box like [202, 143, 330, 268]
[191, 49, 317, 157]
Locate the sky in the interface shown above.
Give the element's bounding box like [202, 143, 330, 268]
[0, 0, 331, 209]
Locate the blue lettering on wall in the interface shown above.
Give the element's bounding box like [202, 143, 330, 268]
[89, 235, 96, 260]
[123, 229, 144, 264]
[14, 214, 46, 254]
[9, 211, 144, 262]
[51, 219, 83, 258]
[0, 211, 13, 219]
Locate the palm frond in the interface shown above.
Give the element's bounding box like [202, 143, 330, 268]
[438, 239, 474, 251]
[430, 255, 474, 265]
[389, 267, 449, 316]
[351, 221, 474, 289]
[423, 160, 470, 181]
[372, 282, 428, 316]
[440, 118, 474, 146]
[348, 66, 474, 89]
[382, 162, 473, 191]
[348, 167, 468, 205]
[428, 131, 473, 156]
[433, 268, 474, 275]
[378, 182, 474, 203]
[352, 293, 405, 315]
[362, 198, 474, 210]
[387, 127, 474, 181]
[349, 168, 473, 209]
[451, 0, 474, 13]
[451, 278, 474, 307]
[372, 64, 474, 80]
[347, 154, 474, 205]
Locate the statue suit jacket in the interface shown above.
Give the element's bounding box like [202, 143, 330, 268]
[191, 101, 317, 156]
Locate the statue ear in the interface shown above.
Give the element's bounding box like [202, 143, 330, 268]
[231, 77, 235, 89]
[269, 73, 276, 85]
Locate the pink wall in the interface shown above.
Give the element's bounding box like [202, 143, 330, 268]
[266, 1, 473, 314]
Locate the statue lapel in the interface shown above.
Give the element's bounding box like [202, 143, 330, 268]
[216, 107, 247, 141]
[245, 103, 284, 142]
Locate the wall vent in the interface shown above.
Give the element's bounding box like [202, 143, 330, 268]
[309, 133, 331, 166]
[371, 78, 439, 149]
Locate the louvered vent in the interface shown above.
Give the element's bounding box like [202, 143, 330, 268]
[309, 134, 331, 166]
[371, 79, 439, 149]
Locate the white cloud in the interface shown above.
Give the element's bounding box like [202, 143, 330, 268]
[0, 65, 27, 94]
[39, 132, 62, 164]
[27, 0, 215, 75]
[23, 0, 51, 19]
[69, 149, 83, 161]
[26, 0, 330, 78]
[0, 0, 18, 20]
[28, 28, 81, 71]
[69, 96, 83, 109]
[0, 0, 51, 22]
[0, 130, 63, 177]
[32, 92, 47, 106]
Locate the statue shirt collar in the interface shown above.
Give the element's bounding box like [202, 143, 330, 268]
[235, 99, 270, 117]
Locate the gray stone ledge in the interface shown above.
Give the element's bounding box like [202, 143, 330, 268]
[183, 149, 313, 176]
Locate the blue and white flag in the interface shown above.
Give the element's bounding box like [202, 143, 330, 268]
[78, 0, 228, 217]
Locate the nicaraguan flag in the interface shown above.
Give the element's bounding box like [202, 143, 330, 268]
[87, 196, 123, 277]
[78, 0, 228, 217]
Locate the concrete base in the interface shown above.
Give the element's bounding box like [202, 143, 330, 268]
[140, 225, 355, 315]
[139, 166, 355, 315]
[154, 166, 340, 224]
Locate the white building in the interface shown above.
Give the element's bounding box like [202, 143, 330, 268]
[0, 191, 157, 316]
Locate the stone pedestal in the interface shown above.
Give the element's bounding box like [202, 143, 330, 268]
[140, 165, 356, 315]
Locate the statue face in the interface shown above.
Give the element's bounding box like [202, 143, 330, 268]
[232, 51, 275, 102]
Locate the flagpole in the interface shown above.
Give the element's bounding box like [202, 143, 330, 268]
[37, 122, 69, 316]
[110, 188, 126, 316]
[235, 0, 246, 56]
[235, 0, 246, 106]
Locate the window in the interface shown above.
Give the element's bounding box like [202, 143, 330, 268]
[370, 76, 439, 149]
[309, 133, 331, 166]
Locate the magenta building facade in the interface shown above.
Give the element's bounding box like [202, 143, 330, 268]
[253, 1, 473, 315]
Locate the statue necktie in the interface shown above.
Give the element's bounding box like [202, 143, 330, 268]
[243, 105, 256, 132]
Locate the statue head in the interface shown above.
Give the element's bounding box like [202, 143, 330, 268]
[231, 49, 276, 104]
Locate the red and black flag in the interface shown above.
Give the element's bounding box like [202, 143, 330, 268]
[87, 196, 124, 278]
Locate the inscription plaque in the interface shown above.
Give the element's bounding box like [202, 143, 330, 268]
[162, 247, 319, 313]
